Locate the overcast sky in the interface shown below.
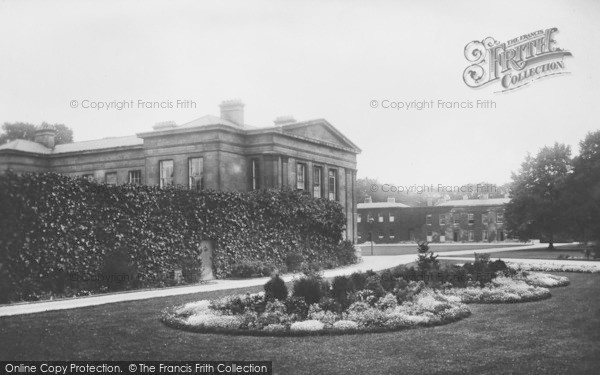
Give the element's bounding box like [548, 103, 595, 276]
[1, 0, 598, 186]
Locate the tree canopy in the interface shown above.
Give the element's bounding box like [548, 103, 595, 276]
[0, 122, 73, 145]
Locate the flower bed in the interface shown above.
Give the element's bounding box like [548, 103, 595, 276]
[443, 276, 551, 303]
[516, 271, 570, 287]
[507, 262, 600, 273]
[162, 287, 471, 336]
[162, 247, 573, 336]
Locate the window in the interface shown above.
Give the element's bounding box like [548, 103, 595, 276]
[468, 230, 474, 241]
[367, 212, 373, 222]
[357, 232, 362, 240]
[159, 160, 174, 187]
[296, 163, 306, 190]
[389, 213, 395, 222]
[378, 231, 384, 240]
[482, 230, 489, 241]
[188, 157, 203, 190]
[453, 213, 460, 225]
[128, 170, 141, 184]
[482, 213, 488, 225]
[426, 214, 432, 225]
[357, 213, 362, 223]
[105, 172, 117, 185]
[439, 214, 446, 225]
[313, 166, 323, 198]
[468, 213, 474, 225]
[496, 212, 504, 224]
[251, 159, 260, 190]
[389, 230, 395, 239]
[378, 213, 384, 223]
[328, 169, 337, 200]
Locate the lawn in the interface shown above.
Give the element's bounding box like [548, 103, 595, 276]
[1, 273, 599, 374]
[358, 243, 524, 256]
[443, 246, 599, 262]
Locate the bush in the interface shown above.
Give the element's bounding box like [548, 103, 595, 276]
[336, 240, 358, 265]
[464, 253, 493, 286]
[264, 275, 288, 301]
[349, 271, 368, 291]
[416, 241, 439, 273]
[365, 275, 386, 299]
[490, 259, 508, 274]
[284, 296, 310, 319]
[230, 260, 275, 278]
[293, 275, 325, 305]
[379, 269, 397, 292]
[331, 276, 353, 308]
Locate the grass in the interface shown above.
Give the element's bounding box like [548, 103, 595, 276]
[357, 243, 524, 256]
[444, 247, 599, 261]
[1, 273, 599, 374]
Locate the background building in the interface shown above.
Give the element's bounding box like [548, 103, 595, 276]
[357, 196, 509, 243]
[0, 100, 361, 242]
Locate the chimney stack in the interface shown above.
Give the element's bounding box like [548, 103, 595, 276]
[219, 99, 245, 126]
[364, 196, 373, 203]
[153, 121, 177, 130]
[387, 197, 395, 203]
[273, 116, 296, 126]
[34, 124, 57, 148]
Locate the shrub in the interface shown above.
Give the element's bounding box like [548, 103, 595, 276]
[230, 260, 275, 278]
[379, 269, 397, 292]
[490, 259, 508, 274]
[285, 253, 304, 272]
[336, 240, 358, 265]
[284, 296, 310, 319]
[365, 276, 386, 299]
[331, 276, 353, 309]
[264, 275, 288, 301]
[416, 241, 439, 273]
[349, 271, 368, 291]
[293, 276, 324, 305]
[209, 292, 266, 315]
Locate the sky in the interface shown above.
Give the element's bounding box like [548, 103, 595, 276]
[0, 0, 598, 187]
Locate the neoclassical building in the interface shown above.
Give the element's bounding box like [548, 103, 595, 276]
[357, 196, 509, 243]
[0, 100, 361, 242]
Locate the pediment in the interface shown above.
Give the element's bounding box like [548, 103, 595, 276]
[281, 120, 360, 153]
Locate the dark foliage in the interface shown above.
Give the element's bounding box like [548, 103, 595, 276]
[264, 275, 288, 301]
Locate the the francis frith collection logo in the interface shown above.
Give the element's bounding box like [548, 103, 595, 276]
[463, 28, 572, 92]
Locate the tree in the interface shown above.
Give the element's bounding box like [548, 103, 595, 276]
[0, 122, 73, 145]
[565, 131, 600, 242]
[0, 123, 36, 144]
[505, 143, 572, 249]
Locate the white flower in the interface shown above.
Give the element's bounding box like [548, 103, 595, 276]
[262, 323, 287, 332]
[186, 313, 242, 329]
[290, 320, 325, 331]
[175, 300, 210, 315]
[332, 320, 358, 330]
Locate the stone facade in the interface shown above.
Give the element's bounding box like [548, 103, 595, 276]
[357, 197, 508, 243]
[0, 100, 361, 242]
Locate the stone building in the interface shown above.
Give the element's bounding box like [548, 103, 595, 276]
[0, 100, 361, 242]
[356, 196, 509, 243]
